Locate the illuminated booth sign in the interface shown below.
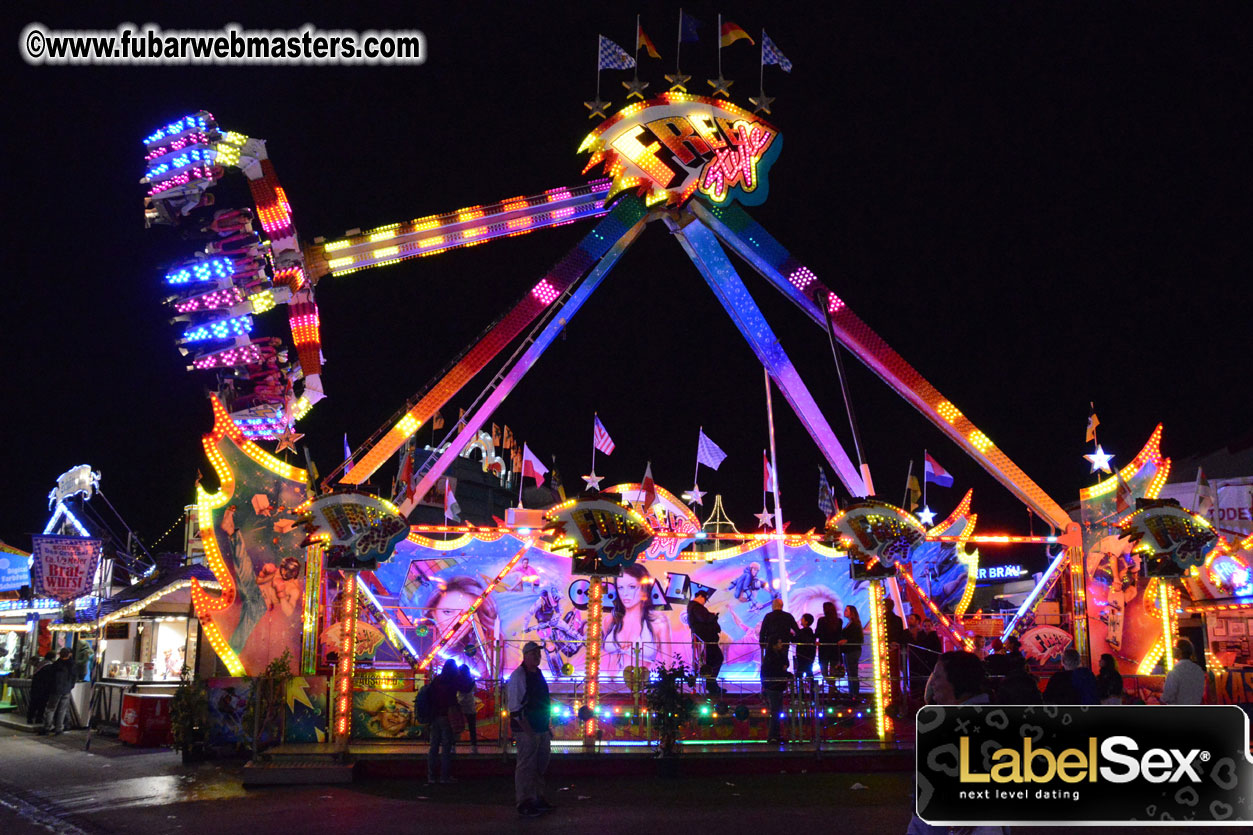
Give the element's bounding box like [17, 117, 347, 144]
[580, 94, 781, 207]
[31, 535, 102, 603]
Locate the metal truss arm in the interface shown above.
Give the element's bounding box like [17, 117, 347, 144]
[667, 213, 867, 498]
[398, 208, 651, 514]
[339, 196, 649, 487]
[690, 201, 1070, 530]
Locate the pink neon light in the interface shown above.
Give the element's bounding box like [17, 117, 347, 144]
[789, 266, 817, 293]
[828, 292, 845, 314]
[546, 189, 575, 221]
[531, 279, 560, 305]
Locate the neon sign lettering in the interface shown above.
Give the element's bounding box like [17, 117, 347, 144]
[699, 124, 773, 202]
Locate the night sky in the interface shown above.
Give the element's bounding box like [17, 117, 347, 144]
[4, 3, 1249, 561]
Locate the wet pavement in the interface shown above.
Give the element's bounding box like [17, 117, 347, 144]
[0, 728, 1209, 834]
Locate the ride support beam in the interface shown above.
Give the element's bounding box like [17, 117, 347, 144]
[690, 200, 1071, 531]
[668, 212, 868, 498]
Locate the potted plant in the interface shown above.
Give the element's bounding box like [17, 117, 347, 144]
[642, 657, 696, 773]
[170, 665, 210, 763]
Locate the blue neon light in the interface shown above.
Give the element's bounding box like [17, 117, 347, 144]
[165, 257, 236, 286]
[181, 315, 254, 343]
[144, 114, 210, 146]
[145, 148, 215, 181]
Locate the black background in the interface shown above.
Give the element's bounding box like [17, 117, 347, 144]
[3, 2, 1250, 555]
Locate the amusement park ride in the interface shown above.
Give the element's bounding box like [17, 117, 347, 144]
[141, 78, 1248, 746]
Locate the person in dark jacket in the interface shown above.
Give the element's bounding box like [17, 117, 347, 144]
[814, 602, 843, 687]
[1003, 635, 1027, 669]
[995, 656, 1043, 704]
[758, 598, 799, 655]
[1044, 648, 1099, 705]
[1096, 652, 1124, 704]
[27, 651, 57, 725]
[426, 660, 460, 784]
[793, 613, 817, 685]
[687, 591, 723, 696]
[42, 648, 75, 734]
[838, 605, 864, 699]
[761, 636, 792, 743]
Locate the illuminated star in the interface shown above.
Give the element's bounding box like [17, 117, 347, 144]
[622, 76, 649, 101]
[584, 97, 612, 120]
[749, 93, 775, 115]
[917, 506, 937, 527]
[755, 509, 774, 530]
[1084, 445, 1114, 474]
[275, 427, 304, 454]
[664, 72, 691, 92]
[687, 486, 706, 506]
[581, 471, 603, 491]
[707, 75, 733, 97]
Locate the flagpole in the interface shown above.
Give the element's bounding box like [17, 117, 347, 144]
[758, 29, 765, 97]
[764, 368, 789, 607]
[676, 8, 683, 77]
[595, 37, 601, 102]
[634, 14, 640, 63]
[591, 413, 597, 478]
[903, 459, 914, 508]
[693, 426, 703, 492]
[923, 449, 928, 509]
[717, 14, 722, 77]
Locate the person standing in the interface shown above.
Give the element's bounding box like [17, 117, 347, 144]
[1162, 639, 1206, 704]
[814, 602, 843, 689]
[456, 663, 478, 750]
[426, 660, 459, 785]
[1044, 648, 1099, 705]
[687, 591, 723, 696]
[793, 613, 817, 685]
[758, 598, 799, 656]
[761, 635, 792, 744]
[27, 651, 57, 726]
[994, 656, 1043, 704]
[42, 648, 75, 735]
[1096, 653, 1124, 705]
[838, 605, 864, 699]
[507, 641, 553, 818]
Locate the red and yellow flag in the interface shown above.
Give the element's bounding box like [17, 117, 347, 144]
[720, 22, 754, 48]
[638, 25, 661, 59]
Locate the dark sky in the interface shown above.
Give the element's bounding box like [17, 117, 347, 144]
[4, 2, 1250, 559]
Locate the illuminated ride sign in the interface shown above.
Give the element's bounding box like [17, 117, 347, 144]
[579, 93, 781, 208]
[1119, 498, 1219, 577]
[828, 499, 927, 579]
[543, 496, 655, 575]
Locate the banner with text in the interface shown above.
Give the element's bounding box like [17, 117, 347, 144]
[31, 535, 102, 602]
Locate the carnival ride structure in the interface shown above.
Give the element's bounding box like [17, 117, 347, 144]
[142, 90, 1251, 744]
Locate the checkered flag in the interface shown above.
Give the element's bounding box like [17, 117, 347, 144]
[696, 429, 728, 470]
[598, 35, 637, 70]
[761, 31, 793, 73]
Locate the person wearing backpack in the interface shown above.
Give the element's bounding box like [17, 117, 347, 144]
[507, 641, 553, 817]
[426, 660, 460, 785]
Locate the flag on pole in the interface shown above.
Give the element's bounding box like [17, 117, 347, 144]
[503, 425, 514, 449]
[696, 429, 728, 470]
[511, 447, 522, 474]
[551, 458, 567, 502]
[907, 473, 922, 511]
[761, 31, 793, 72]
[444, 479, 461, 522]
[492, 423, 502, 447]
[720, 21, 754, 47]
[593, 414, 615, 454]
[1085, 402, 1100, 443]
[343, 433, 353, 470]
[393, 440, 414, 505]
[763, 452, 776, 494]
[638, 24, 661, 59]
[1195, 467, 1216, 518]
[432, 410, 445, 431]
[521, 444, 548, 484]
[641, 462, 657, 509]
[680, 10, 703, 42]
[598, 35, 637, 70]
[818, 467, 836, 518]
[924, 452, 954, 488]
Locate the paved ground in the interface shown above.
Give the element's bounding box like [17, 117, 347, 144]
[0, 728, 1206, 834]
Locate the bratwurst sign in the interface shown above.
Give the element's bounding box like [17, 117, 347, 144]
[31, 534, 102, 602]
[579, 93, 781, 208]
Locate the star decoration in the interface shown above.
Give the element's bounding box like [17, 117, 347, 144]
[749, 93, 775, 115]
[583, 97, 611, 120]
[707, 75, 734, 97]
[1084, 445, 1114, 474]
[687, 486, 706, 506]
[664, 72, 691, 92]
[755, 509, 774, 530]
[622, 76, 649, 100]
[917, 506, 937, 526]
[581, 471, 603, 491]
[275, 427, 304, 454]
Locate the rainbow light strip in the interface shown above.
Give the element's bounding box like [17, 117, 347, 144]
[583, 577, 604, 742]
[867, 582, 892, 741]
[340, 197, 648, 488]
[307, 180, 613, 279]
[334, 573, 359, 741]
[691, 201, 1070, 529]
[191, 395, 309, 677]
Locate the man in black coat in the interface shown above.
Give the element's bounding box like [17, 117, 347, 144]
[27, 651, 57, 725]
[42, 648, 76, 735]
[758, 598, 799, 654]
[687, 591, 723, 695]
